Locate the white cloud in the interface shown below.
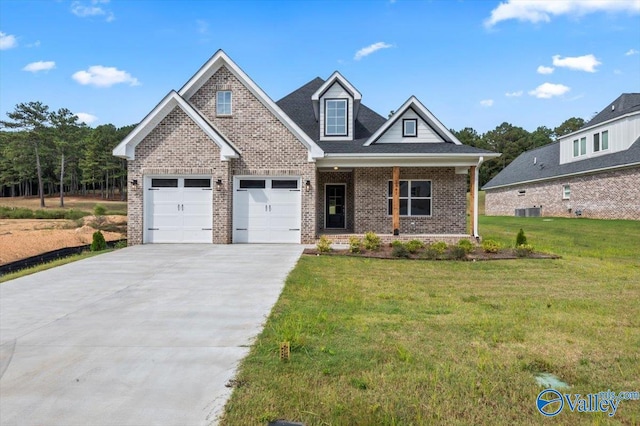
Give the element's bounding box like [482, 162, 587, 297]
[76, 112, 98, 124]
[0, 31, 18, 50]
[480, 99, 494, 107]
[552, 54, 601, 72]
[626, 48, 639, 56]
[72, 65, 140, 87]
[27, 40, 41, 48]
[528, 82, 570, 99]
[484, 0, 640, 28]
[354, 42, 393, 60]
[505, 90, 523, 97]
[537, 65, 554, 74]
[196, 19, 209, 35]
[23, 61, 56, 73]
[71, 0, 115, 22]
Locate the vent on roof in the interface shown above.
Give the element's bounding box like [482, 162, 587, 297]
[612, 105, 615, 111]
[533, 157, 537, 165]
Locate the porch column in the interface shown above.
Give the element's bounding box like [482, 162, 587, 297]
[469, 166, 476, 236]
[392, 166, 400, 235]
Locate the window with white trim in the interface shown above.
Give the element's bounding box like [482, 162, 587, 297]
[593, 132, 600, 152]
[580, 137, 586, 156]
[403, 119, 417, 137]
[387, 180, 432, 216]
[601, 130, 609, 150]
[216, 91, 232, 116]
[325, 99, 347, 136]
[574, 137, 586, 157]
[562, 184, 570, 200]
[573, 139, 579, 157]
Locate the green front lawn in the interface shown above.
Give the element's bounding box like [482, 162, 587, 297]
[221, 217, 640, 425]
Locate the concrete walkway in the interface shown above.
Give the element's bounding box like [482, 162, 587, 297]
[0, 244, 304, 426]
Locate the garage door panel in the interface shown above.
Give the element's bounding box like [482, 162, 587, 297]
[145, 177, 212, 244]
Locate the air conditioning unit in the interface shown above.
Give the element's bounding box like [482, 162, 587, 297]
[515, 208, 526, 217]
[526, 207, 541, 217]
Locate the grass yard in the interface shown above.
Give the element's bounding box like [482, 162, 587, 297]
[221, 217, 640, 425]
[0, 195, 127, 216]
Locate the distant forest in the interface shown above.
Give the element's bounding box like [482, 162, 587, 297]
[0, 100, 586, 206]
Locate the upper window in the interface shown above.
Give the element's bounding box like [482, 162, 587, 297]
[562, 184, 570, 200]
[387, 180, 432, 216]
[601, 130, 609, 150]
[216, 91, 232, 116]
[574, 137, 586, 157]
[325, 99, 347, 136]
[593, 133, 600, 152]
[403, 119, 417, 137]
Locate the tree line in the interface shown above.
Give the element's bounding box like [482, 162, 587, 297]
[1, 100, 586, 206]
[0, 101, 134, 207]
[452, 117, 585, 186]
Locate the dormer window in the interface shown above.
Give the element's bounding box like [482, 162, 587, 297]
[325, 99, 347, 136]
[403, 119, 417, 137]
[216, 91, 232, 116]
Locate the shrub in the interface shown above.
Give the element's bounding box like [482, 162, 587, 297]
[430, 241, 448, 255]
[348, 236, 362, 254]
[448, 245, 468, 260]
[316, 235, 332, 253]
[482, 239, 501, 253]
[406, 239, 425, 254]
[363, 231, 381, 251]
[391, 244, 410, 258]
[2, 207, 34, 219]
[90, 230, 107, 252]
[391, 240, 404, 248]
[94, 204, 107, 216]
[114, 240, 128, 249]
[423, 248, 440, 260]
[65, 209, 90, 220]
[457, 239, 474, 254]
[516, 244, 534, 257]
[516, 228, 527, 246]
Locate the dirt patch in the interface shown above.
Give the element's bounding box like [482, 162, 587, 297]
[0, 217, 126, 265]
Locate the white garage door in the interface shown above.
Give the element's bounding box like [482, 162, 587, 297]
[233, 177, 301, 243]
[144, 177, 213, 243]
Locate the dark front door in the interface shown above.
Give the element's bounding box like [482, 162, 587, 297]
[326, 185, 346, 229]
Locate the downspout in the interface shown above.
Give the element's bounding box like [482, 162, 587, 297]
[473, 156, 484, 239]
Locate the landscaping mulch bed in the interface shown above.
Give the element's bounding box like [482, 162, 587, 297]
[303, 246, 560, 260]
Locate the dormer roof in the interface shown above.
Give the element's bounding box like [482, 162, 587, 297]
[311, 71, 362, 120]
[364, 96, 462, 146]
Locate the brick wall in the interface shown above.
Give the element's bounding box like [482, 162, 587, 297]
[129, 65, 317, 244]
[353, 167, 467, 235]
[485, 166, 640, 219]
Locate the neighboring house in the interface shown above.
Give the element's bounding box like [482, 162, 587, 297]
[113, 50, 498, 244]
[483, 93, 640, 220]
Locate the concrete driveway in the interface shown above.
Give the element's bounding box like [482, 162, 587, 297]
[0, 244, 303, 426]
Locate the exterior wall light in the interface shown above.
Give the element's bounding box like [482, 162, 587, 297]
[305, 180, 311, 191]
[216, 179, 223, 190]
[130, 179, 138, 186]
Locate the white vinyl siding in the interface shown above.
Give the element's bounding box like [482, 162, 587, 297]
[377, 109, 444, 143]
[319, 82, 353, 141]
[559, 113, 639, 164]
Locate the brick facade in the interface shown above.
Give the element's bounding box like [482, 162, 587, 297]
[353, 167, 467, 235]
[485, 166, 640, 219]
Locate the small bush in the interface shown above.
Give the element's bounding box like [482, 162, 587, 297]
[363, 231, 381, 251]
[430, 241, 448, 255]
[94, 204, 107, 216]
[516, 228, 527, 246]
[516, 244, 534, 257]
[348, 236, 362, 254]
[0, 207, 34, 219]
[391, 244, 410, 258]
[65, 209, 90, 220]
[391, 240, 404, 248]
[316, 235, 333, 253]
[90, 230, 107, 252]
[457, 239, 474, 254]
[448, 245, 468, 260]
[423, 248, 440, 260]
[482, 239, 501, 253]
[406, 239, 425, 254]
[114, 240, 128, 249]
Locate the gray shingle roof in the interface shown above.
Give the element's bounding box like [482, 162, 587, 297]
[483, 136, 640, 189]
[583, 93, 640, 128]
[277, 77, 495, 156]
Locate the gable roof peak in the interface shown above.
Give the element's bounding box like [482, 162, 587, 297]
[311, 71, 362, 101]
[364, 96, 462, 146]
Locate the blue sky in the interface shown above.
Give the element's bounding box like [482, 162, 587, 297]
[1, 0, 639, 134]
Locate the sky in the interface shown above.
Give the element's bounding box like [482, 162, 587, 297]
[1, 0, 639, 135]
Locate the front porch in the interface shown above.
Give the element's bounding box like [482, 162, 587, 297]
[316, 231, 476, 245]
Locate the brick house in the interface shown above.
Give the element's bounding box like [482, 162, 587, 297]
[483, 93, 640, 220]
[113, 50, 498, 244]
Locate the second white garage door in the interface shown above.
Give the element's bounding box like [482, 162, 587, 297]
[233, 177, 301, 243]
